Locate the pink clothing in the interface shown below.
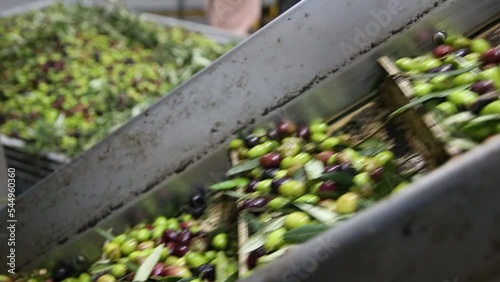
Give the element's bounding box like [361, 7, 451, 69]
[206, 0, 263, 36]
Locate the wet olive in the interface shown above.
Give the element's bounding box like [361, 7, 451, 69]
[79, 273, 91, 282]
[279, 180, 307, 199]
[324, 165, 341, 173]
[151, 263, 167, 277]
[267, 129, 280, 140]
[311, 133, 327, 143]
[205, 250, 217, 262]
[433, 45, 453, 58]
[339, 163, 357, 175]
[256, 179, 272, 194]
[193, 264, 215, 281]
[319, 137, 340, 151]
[264, 228, 286, 251]
[111, 264, 127, 278]
[172, 245, 190, 257]
[470, 38, 490, 54]
[464, 52, 481, 62]
[395, 57, 418, 71]
[278, 141, 301, 158]
[176, 230, 193, 245]
[162, 230, 178, 243]
[336, 192, 360, 214]
[186, 252, 208, 268]
[369, 167, 385, 182]
[244, 135, 260, 148]
[228, 139, 244, 150]
[430, 74, 453, 90]
[412, 83, 433, 97]
[277, 119, 297, 137]
[212, 233, 228, 250]
[318, 180, 339, 194]
[447, 89, 479, 107]
[373, 151, 394, 167]
[480, 100, 500, 115]
[309, 122, 328, 134]
[453, 72, 477, 86]
[248, 144, 270, 159]
[268, 196, 290, 210]
[452, 37, 471, 48]
[165, 256, 178, 266]
[481, 48, 500, 64]
[284, 212, 311, 230]
[262, 168, 279, 179]
[454, 48, 470, 57]
[137, 241, 155, 251]
[112, 234, 127, 245]
[189, 193, 206, 209]
[103, 242, 121, 260]
[240, 197, 268, 211]
[435, 101, 458, 115]
[164, 266, 192, 278]
[292, 152, 311, 165]
[275, 169, 288, 179]
[471, 80, 496, 95]
[120, 239, 138, 256]
[96, 275, 115, 282]
[260, 153, 282, 168]
[469, 92, 498, 114]
[247, 247, 267, 269]
[353, 172, 372, 187]
[420, 57, 441, 71]
[271, 178, 291, 193]
[294, 194, 320, 204]
[245, 180, 259, 193]
[297, 126, 310, 139]
[316, 151, 335, 164]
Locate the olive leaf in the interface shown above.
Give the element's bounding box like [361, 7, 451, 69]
[95, 227, 115, 241]
[283, 223, 331, 244]
[441, 112, 476, 127]
[408, 64, 479, 80]
[256, 246, 293, 264]
[89, 260, 114, 275]
[318, 172, 354, 187]
[226, 158, 261, 176]
[444, 137, 478, 151]
[239, 216, 286, 253]
[133, 244, 164, 282]
[241, 212, 263, 233]
[223, 191, 246, 199]
[215, 251, 237, 282]
[210, 178, 250, 190]
[356, 138, 391, 157]
[388, 84, 473, 119]
[293, 203, 341, 225]
[464, 114, 500, 127]
[304, 159, 324, 180]
[293, 167, 307, 182]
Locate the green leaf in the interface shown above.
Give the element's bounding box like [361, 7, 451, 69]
[226, 158, 261, 176]
[445, 137, 478, 151]
[262, 216, 286, 233]
[239, 217, 286, 254]
[388, 84, 473, 119]
[408, 64, 479, 79]
[304, 159, 324, 180]
[241, 212, 263, 233]
[89, 260, 113, 275]
[284, 223, 331, 244]
[95, 227, 115, 241]
[319, 172, 354, 187]
[293, 167, 307, 182]
[223, 191, 246, 199]
[441, 112, 476, 128]
[356, 138, 391, 157]
[133, 244, 164, 282]
[216, 251, 236, 282]
[223, 272, 239, 282]
[466, 114, 500, 127]
[294, 203, 341, 225]
[125, 262, 139, 272]
[210, 178, 250, 190]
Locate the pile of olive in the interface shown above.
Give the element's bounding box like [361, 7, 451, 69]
[227, 119, 410, 273]
[395, 35, 500, 141]
[0, 4, 232, 157]
[3, 191, 236, 282]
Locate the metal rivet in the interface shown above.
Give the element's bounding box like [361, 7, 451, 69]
[433, 31, 447, 45]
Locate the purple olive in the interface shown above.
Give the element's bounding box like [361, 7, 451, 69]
[166, 242, 177, 251]
[454, 48, 470, 57]
[319, 181, 338, 193]
[247, 247, 267, 269]
[193, 264, 215, 280]
[189, 193, 206, 209]
[426, 63, 454, 73]
[276, 119, 297, 137]
[162, 230, 178, 243]
[245, 180, 259, 193]
[176, 230, 193, 245]
[324, 165, 341, 173]
[172, 245, 190, 257]
[340, 163, 357, 175]
[471, 80, 496, 95]
[469, 92, 499, 114]
[297, 126, 310, 140]
[262, 168, 280, 179]
[151, 263, 167, 276]
[244, 135, 260, 148]
[267, 129, 280, 141]
[260, 153, 282, 168]
[369, 167, 385, 182]
[240, 197, 269, 211]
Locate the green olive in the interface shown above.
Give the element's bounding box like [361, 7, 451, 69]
[185, 252, 208, 267]
[264, 228, 287, 251]
[309, 122, 328, 134]
[173, 256, 187, 266]
[419, 58, 441, 71]
[392, 182, 410, 194]
[205, 250, 217, 262]
[268, 196, 290, 210]
[248, 144, 270, 159]
[165, 256, 179, 266]
[279, 180, 307, 199]
[212, 233, 228, 250]
[480, 100, 500, 115]
[294, 194, 320, 204]
[264, 140, 280, 151]
[135, 228, 150, 242]
[274, 170, 288, 179]
[280, 156, 295, 169]
[160, 248, 170, 260]
[128, 251, 141, 263]
[453, 72, 477, 86]
[284, 212, 311, 230]
[447, 90, 479, 107]
[452, 37, 471, 48]
[111, 264, 127, 278]
[152, 226, 166, 239]
[395, 57, 419, 71]
[78, 273, 91, 282]
[478, 67, 500, 89]
[112, 234, 127, 245]
[165, 219, 180, 230]
[412, 83, 433, 97]
[462, 123, 495, 140]
[137, 240, 155, 250]
[430, 74, 452, 90]
[250, 167, 263, 179]
[104, 242, 121, 260]
[256, 179, 273, 194]
[327, 154, 337, 165]
[373, 151, 394, 167]
[319, 137, 340, 151]
[470, 38, 490, 54]
[435, 101, 458, 116]
[238, 148, 249, 159]
[120, 239, 138, 256]
[279, 142, 301, 158]
[353, 172, 372, 187]
[336, 192, 360, 214]
[293, 152, 311, 166]
[181, 214, 193, 222]
[153, 216, 168, 227]
[96, 274, 116, 282]
[228, 139, 244, 150]
[311, 133, 327, 143]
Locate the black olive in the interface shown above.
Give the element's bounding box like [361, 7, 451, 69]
[193, 264, 215, 280]
[244, 135, 260, 148]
